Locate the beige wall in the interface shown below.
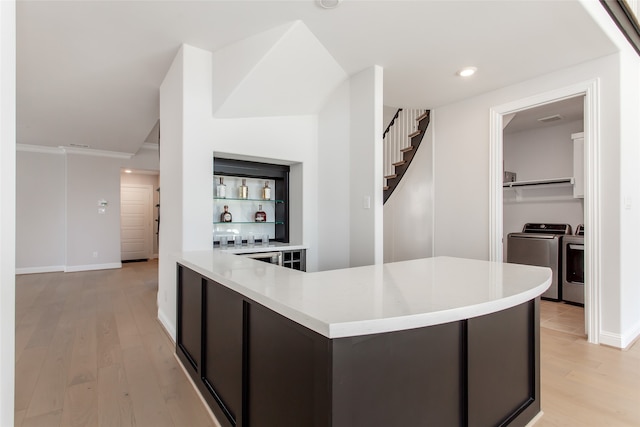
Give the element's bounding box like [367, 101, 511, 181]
[15, 148, 159, 273]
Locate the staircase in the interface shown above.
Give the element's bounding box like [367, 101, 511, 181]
[383, 109, 431, 203]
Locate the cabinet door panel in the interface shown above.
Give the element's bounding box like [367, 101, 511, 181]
[467, 301, 537, 427]
[247, 303, 330, 427]
[177, 266, 202, 371]
[203, 280, 244, 426]
[332, 322, 463, 427]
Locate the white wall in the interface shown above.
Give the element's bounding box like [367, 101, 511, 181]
[618, 45, 640, 347]
[158, 45, 185, 338]
[503, 120, 584, 258]
[504, 120, 583, 182]
[188, 55, 321, 254]
[158, 45, 322, 339]
[384, 119, 434, 263]
[157, 45, 383, 340]
[349, 65, 384, 267]
[579, 0, 640, 349]
[317, 80, 351, 271]
[0, 0, 15, 424]
[16, 151, 66, 271]
[433, 52, 638, 346]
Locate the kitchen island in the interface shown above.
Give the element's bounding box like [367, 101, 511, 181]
[175, 251, 551, 427]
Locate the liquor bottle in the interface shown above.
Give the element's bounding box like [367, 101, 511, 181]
[238, 179, 248, 199]
[220, 205, 232, 222]
[255, 204, 267, 222]
[216, 177, 226, 198]
[262, 181, 271, 200]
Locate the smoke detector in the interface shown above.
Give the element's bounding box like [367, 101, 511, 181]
[537, 114, 563, 123]
[318, 0, 342, 9]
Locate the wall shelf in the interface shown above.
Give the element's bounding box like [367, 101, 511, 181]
[214, 197, 284, 203]
[503, 177, 574, 189]
[213, 221, 284, 225]
[503, 177, 577, 203]
[213, 158, 290, 244]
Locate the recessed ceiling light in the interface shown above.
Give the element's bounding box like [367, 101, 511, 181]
[457, 67, 477, 77]
[124, 169, 132, 174]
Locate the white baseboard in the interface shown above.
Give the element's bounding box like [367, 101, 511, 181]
[599, 330, 622, 348]
[621, 319, 640, 349]
[64, 262, 122, 273]
[158, 308, 176, 343]
[16, 263, 124, 275]
[15, 265, 65, 275]
[597, 327, 639, 349]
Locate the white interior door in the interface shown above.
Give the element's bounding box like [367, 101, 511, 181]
[121, 184, 153, 261]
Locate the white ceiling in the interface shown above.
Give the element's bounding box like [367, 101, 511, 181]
[16, 0, 618, 154]
[504, 95, 585, 134]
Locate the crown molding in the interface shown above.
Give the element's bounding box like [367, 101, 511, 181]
[17, 143, 135, 159]
[141, 142, 159, 150]
[16, 144, 64, 154]
[59, 146, 134, 159]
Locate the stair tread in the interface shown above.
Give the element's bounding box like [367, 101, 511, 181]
[417, 111, 430, 121]
[383, 186, 389, 191]
[408, 130, 422, 138]
[392, 161, 406, 167]
[384, 174, 398, 179]
[400, 146, 415, 153]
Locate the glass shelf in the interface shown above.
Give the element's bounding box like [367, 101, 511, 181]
[214, 221, 284, 225]
[214, 197, 283, 203]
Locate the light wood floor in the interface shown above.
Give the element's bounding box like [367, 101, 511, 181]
[14, 260, 213, 427]
[14, 261, 640, 426]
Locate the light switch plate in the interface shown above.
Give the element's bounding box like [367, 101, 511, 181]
[363, 196, 371, 209]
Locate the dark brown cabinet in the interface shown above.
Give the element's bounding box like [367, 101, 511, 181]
[467, 299, 539, 427]
[177, 263, 540, 427]
[177, 266, 202, 371]
[246, 303, 330, 427]
[202, 281, 244, 426]
[177, 265, 244, 427]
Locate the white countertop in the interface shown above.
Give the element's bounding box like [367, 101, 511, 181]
[177, 251, 551, 339]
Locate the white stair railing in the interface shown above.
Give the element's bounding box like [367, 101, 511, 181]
[383, 108, 422, 186]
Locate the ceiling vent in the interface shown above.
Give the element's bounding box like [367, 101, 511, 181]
[537, 114, 563, 123]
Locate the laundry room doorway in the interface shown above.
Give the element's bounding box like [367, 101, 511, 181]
[489, 80, 601, 344]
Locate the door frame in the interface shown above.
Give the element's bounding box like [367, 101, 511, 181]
[488, 79, 601, 344]
[120, 184, 154, 261]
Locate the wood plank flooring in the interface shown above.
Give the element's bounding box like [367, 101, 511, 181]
[538, 300, 640, 426]
[15, 261, 640, 426]
[15, 260, 213, 427]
